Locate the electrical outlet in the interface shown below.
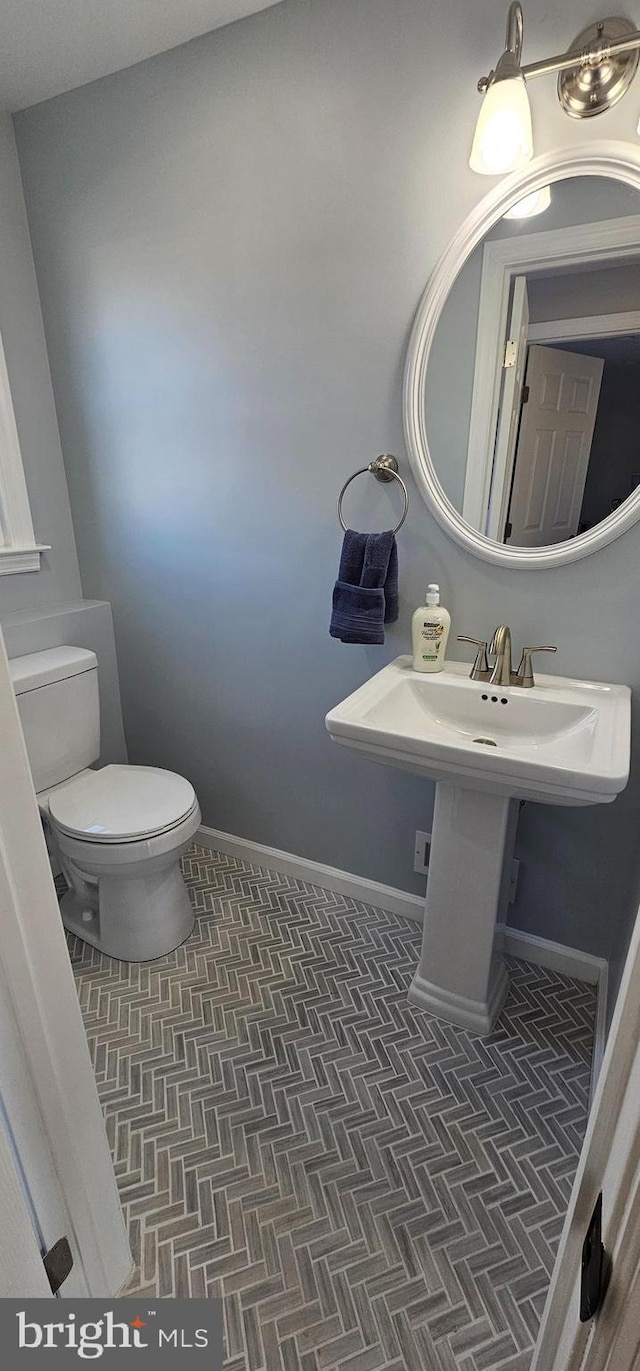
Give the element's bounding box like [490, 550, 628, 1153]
[414, 830, 431, 874]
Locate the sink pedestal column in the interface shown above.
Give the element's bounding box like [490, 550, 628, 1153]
[408, 783, 518, 1035]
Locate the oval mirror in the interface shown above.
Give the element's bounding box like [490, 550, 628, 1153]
[404, 148, 640, 567]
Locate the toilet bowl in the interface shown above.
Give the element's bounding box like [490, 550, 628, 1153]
[10, 647, 201, 962]
[44, 764, 201, 960]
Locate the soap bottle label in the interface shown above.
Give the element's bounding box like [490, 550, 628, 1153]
[421, 622, 444, 661]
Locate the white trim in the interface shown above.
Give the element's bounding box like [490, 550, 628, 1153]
[500, 924, 605, 984]
[197, 825, 608, 1104]
[196, 822, 608, 987]
[0, 330, 45, 573]
[0, 1105, 53, 1297]
[484, 273, 530, 541]
[196, 824, 425, 922]
[528, 310, 640, 344]
[0, 953, 90, 1295]
[0, 545, 50, 575]
[0, 627, 131, 1295]
[532, 897, 640, 1368]
[500, 925, 608, 1110]
[581, 1176, 640, 1371]
[403, 143, 640, 569]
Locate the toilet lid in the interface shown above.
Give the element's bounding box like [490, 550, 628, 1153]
[48, 765, 197, 842]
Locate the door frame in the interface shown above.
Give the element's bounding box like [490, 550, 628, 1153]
[463, 211, 640, 536]
[0, 958, 89, 1297]
[533, 895, 640, 1368]
[0, 626, 131, 1296]
[0, 1100, 54, 1297]
[528, 308, 640, 346]
[481, 274, 529, 540]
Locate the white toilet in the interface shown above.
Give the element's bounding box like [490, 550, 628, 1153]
[10, 645, 201, 961]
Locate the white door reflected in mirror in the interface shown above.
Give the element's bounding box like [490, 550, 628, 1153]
[503, 344, 603, 547]
[404, 149, 640, 568]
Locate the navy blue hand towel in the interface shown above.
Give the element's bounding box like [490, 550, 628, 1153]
[330, 529, 399, 645]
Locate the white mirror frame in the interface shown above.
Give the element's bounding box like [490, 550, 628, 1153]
[403, 141, 640, 569]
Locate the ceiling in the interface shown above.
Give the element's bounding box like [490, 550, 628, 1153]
[0, 0, 282, 111]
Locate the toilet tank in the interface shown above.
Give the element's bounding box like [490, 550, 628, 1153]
[9, 646, 100, 793]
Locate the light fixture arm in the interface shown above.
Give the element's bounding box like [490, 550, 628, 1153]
[520, 27, 640, 82]
[505, 1, 523, 68]
[483, 0, 524, 87]
[478, 14, 640, 94]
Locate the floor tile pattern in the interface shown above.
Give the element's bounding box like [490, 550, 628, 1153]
[66, 845, 596, 1370]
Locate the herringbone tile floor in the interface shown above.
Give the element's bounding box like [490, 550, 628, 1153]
[66, 844, 595, 1371]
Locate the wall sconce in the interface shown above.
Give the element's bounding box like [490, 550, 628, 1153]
[471, 6, 640, 175]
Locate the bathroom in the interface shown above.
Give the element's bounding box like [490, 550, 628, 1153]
[1, 0, 640, 1365]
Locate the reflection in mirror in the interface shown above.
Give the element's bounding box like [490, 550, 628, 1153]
[425, 177, 640, 549]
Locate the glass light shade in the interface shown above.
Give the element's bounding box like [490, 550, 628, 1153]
[504, 184, 551, 219]
[469, 75, 533, 175]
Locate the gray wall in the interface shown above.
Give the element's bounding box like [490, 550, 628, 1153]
[581, 360, 640, 528]
[0, 112, 81, 612]
[14, 0, 640, 1010]
[529, 262, 640, 322]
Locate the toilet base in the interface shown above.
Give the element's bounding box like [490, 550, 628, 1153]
[60, 859, 195, 962]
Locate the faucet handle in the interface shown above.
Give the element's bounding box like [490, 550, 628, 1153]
[457, 636, 490, 682]
[515, 645, 557, 688]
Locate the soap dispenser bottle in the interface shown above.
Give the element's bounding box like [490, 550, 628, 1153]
[412, 584, 451, 673]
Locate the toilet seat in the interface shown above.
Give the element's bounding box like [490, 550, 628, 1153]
[48, 764, 197, 843]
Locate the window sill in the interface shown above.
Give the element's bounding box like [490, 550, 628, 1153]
[0, 545, 51, 575]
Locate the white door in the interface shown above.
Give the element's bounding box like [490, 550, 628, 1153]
[0, 953, 93, 1297]
[486, 275, 530, 540]
[0, 627, 131, 1297]
[533, 900, 640, 1369]
[0, 1102, 53, 1297]
[506, 345, 604, 547]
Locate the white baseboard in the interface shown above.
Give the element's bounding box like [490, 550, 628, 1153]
[195, 823, 608, 1098]
[497, 924, 605, 986]
[496, 925, 608, 1108]
[195, 824, 425, 923]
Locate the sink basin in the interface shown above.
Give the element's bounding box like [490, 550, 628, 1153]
[326, 657, 630, 806]
[326, 657, 630, 1035]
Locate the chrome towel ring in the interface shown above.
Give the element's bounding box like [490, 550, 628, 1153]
[337, 454, 409, 535]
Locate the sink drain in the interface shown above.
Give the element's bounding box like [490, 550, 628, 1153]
[474, 737, 497, 747]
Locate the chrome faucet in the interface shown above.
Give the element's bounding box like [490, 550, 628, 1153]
[489, 625, 512, 687]
[457, 626, 557, 688]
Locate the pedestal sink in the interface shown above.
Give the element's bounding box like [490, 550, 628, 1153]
[326, 658, 630, 1035]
